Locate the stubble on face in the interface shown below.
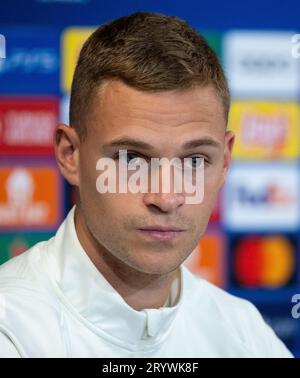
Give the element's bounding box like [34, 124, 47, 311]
[76, 79, 229, 278]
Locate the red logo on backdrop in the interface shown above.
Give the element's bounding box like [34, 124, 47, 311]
[0, 97, 59, 155]
[233, 235, 295, 288]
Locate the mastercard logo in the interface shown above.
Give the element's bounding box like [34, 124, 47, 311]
[233, 236, 295, 288]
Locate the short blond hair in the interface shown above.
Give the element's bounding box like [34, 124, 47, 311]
[70, 12, 230, 140]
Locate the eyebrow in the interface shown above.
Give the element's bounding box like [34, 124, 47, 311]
[102, 137, 221, 151]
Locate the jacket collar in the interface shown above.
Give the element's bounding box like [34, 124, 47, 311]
[46, 205, 190, 346]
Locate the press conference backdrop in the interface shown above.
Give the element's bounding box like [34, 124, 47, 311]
[0, 0, 300, 357]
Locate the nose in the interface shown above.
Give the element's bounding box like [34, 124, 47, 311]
[142, 159, 186, 213]
[143, 191, 185, 213]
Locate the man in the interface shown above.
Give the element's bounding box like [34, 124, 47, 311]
[0, 12, 293, 357]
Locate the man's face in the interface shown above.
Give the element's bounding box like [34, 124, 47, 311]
[73, 80, 234, 275]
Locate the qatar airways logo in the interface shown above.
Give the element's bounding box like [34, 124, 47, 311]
[95, 150, 204, 205]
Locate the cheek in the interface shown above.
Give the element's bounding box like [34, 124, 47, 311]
[192, 171, 221, 222]
[79, 155, 99, 194]
[204, 164, 223, 193]
[88, 192, 139, 225]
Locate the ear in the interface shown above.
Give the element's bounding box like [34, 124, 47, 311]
[220, 130, 235, 188]
[54, 124, 80, 186]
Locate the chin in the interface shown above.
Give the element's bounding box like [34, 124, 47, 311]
[127, 252, 181, 275]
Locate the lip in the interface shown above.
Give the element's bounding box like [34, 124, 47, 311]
[138, 226, 185, 241]
[139, 225, 185, 232]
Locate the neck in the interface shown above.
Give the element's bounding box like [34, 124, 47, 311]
[74, 204, 179, 312]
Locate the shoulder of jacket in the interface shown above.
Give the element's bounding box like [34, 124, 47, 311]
[0, 239, 67, 357]
[0, 238, 53, 287]
[183, 271, 292, 357]
[0, 238, 61, 322]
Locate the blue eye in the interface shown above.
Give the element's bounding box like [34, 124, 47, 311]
[185, 156, 205, 169]
[126, 153, 142, 164]
[117, 151, 148, 167]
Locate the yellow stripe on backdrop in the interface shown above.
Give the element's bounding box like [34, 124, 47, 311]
[61, 27, 95, 92]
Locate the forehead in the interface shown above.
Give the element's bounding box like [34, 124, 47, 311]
[88, 80, 226, 143]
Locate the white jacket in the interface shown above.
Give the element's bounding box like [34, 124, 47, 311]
[0, 206, 293, 357]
